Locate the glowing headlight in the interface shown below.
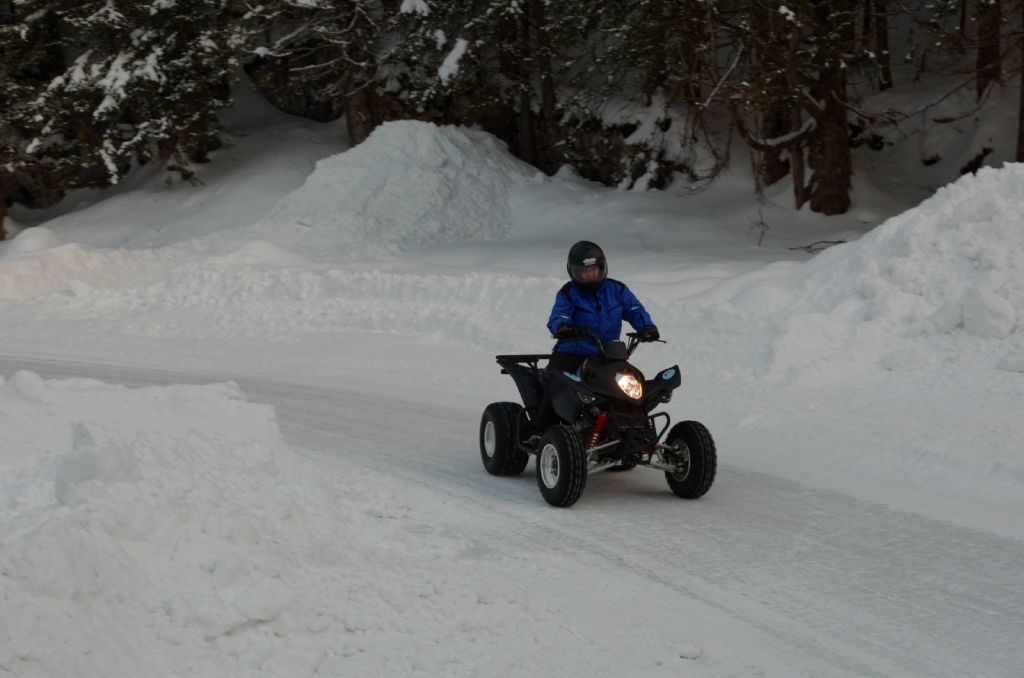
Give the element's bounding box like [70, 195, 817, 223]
[615, 371, 643, 400]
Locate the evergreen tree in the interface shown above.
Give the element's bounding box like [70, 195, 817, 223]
[0, 0, 239, 214]
[718, 1, 872, 214]
[563, 0, 723, 187]
[386, 0, 571, 169]
[242, 1, 392, 143]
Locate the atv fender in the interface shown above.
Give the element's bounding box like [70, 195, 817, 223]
[549, 368, 585, 425]
[504, 363, 544, 411]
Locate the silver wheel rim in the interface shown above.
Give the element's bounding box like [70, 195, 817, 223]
[483, 420, 496, 458]
[540, 443, 560, 489]
[670, 441, 692, 481]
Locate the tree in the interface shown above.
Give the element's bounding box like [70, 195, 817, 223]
[868, 0, 894, 90]
[721, 0, 864, 214]
[386, 0, 587, 171]
[243, 1, 396, 144]
[1017, 4, 1024, 161]
[0, 0, 239, 215]
[1, 1, 69, 235]
[976, 0, 1003, 100]
[550, 0, 724, 187]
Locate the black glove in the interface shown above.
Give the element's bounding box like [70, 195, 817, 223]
[638, 325, 660, 342]
[554, 325, 585, 340]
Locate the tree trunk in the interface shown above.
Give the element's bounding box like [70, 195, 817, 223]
[530, 0, 561, 173]
[808, 82, 852, 215]
[805, 0, 854, 215]
[515, 6, 537, 166]
[1017, 9, 1024, 161]
[790, 143, 808, 210]
[757, 6, 792, 187]
[533, 1, 557, 124]
[680, 2, 704, 105]
[784, 9, 810, 209]
[874, 0, 893, 90]
[760, 106, 791, 186]
[344, 87, 378, 146]
[976, 0, 1003, 100]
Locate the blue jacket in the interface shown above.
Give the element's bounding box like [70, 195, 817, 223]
[547, 279, 655, 357]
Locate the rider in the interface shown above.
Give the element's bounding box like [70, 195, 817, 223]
[530, 240, 659, 433]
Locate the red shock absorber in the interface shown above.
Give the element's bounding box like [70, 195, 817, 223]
[588, 414, 607, 449]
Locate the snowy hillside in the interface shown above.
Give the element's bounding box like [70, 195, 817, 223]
[1, 113, 1022, 676]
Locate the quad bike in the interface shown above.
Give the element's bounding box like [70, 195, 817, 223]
[479, 330, 716, 507]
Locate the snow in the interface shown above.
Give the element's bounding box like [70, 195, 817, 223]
[1, 83, 1023, 676]
[0, 374, 558, 676]
[247, 120, 537, 258]
[1, 226, 64, 256]
[400, 0, 431, 16]
[438, 38, 469, 85]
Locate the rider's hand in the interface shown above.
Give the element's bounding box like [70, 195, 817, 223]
[554, 325, 584, 340]
[638, 325, 660, 342]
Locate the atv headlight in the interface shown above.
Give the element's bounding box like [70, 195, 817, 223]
[615, 371, 643, 400]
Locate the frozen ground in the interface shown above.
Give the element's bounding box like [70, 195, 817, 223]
[1, 85, 1022, 676]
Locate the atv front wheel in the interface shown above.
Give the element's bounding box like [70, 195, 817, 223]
[536, 425, 588, 507]
[480, 402, 530, 476]
[664, 421, 716, 499]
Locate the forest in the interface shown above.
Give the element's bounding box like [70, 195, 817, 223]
[2, 0, 1021, 236]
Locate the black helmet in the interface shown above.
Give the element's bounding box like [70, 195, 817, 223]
[567, 240, 607, 293]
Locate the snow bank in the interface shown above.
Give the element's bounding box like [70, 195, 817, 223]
[2, 225, 558, 345]
[255, 121, 540, 257]
[0, 372, 569, 677]
[4, 242, 562, 347]
[0, 228, 170, 301]
[765, 165, 1024, 373]
[0, 226, 63, 255]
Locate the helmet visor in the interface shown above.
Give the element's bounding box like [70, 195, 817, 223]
[569, 258, 606, 286]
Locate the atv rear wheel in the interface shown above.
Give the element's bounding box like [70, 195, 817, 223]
[536, 425, 588, 507]
[664, 421, 716, 499]
[480, 402, 530, 476]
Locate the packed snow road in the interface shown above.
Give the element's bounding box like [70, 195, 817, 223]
[4, 354, 1022, 677]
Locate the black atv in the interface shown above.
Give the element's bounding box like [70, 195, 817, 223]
[479, 330, 716, 507]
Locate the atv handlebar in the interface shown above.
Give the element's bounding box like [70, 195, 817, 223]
[625, 331, 666, 357]
[560, 328, 665, 359]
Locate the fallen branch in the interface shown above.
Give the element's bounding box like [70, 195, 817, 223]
[788, 239, 846, 253]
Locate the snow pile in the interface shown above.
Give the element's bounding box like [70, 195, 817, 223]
[768, 165, 1024, 373]
[0, 372, 556, 677]
[0, 225, 63, 255]
[0, 227, 169, 301]
[255, 121, 539, 257]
